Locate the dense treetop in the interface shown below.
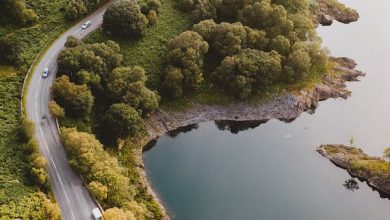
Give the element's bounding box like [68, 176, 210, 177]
[160, 0, 329, 99]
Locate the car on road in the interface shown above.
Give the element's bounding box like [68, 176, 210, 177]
[82, 21, 92, 29]
[42, 68, 49, 78]
[92, 208, 102, 220]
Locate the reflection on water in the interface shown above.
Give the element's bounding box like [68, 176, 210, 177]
[214, 120, 269, 134]
[144, 0, 390, 219]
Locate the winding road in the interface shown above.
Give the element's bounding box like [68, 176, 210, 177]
[25, 2, 115, 219]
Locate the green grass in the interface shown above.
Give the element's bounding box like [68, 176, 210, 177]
[0, 66, 50, 219]
[0, 0, 75, 217]
[86, 0, 192, 89]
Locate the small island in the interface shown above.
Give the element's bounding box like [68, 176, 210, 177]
[318, 145, 390, 197]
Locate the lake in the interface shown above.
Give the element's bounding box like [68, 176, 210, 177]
[143, 0, 390, 219]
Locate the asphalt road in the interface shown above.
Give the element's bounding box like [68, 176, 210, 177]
[25, 2, 115, 219]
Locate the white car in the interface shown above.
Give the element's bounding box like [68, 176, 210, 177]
[92, 208, 102, 220]
[82, 21, 92, 29]
[42, 68, 49, 78]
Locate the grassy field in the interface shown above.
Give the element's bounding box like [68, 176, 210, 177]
[0, 66, 49, 219]
[0, 0, 73, 218]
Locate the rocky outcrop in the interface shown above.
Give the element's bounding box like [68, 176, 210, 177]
[317, 145, 390, 198]
[316, 0, 359, 26]
[143, 57, 365, 140]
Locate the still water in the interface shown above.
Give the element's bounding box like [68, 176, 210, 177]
[143, 0, 390, 219]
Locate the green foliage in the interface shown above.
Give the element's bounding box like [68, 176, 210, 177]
[20, 116, 35, 141]
[103, 207, 136, 220]
[107, 66, 160, 116]
[162, 31, 209, 98]
[51, 75, 94, 117]
[63, 0, 109, 21]
[60, 127, 133, 207]
[213, 49, 282, 99]
[48, 100, 65, 118]
[104, 103, 144, 139]
[0, 0, 39, 26]
[58, 37, 122, 84]
[193, 20, 269, 57]
[85, 0, 191, 89]
[103, 0, 149, 39]
[0, 0, 74, 67]
[88, 181, 108, 201]
[64, 0, 88, 20]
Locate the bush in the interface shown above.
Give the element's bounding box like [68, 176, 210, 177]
[161, 31, 209, 98]
[0, 0, 39, 26]
[213, 49, 282, 99]
[64, 0, 88, 20]
[107, 66, 160, 116]
[104, 103, 144, 139]
[51, 75, 94, 117]
[103, 0, 148, 39]
[48, 101, 65, 118]
[60, 128, 133, 207]
[20, 116, 35, 141]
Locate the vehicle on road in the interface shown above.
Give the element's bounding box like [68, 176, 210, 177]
[42, 68, 49, 78]
[82, 21, 92, 29]
[92, 208, 102, 220]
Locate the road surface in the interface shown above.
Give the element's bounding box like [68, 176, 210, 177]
[25, 2, 115, 219]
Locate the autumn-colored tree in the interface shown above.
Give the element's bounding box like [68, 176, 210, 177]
[48, 101, 65, 118]
[51, 75, 94, 117]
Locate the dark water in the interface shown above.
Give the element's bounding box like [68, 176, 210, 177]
[143, 0, 390, 219]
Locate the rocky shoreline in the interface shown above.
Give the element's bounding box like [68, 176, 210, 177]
[144, 57, 364, 140]
[316, 0, 360, 26]
[317, 145, 390, 198]
[132, 2, 364, 218]
[133, 57, 365, 219]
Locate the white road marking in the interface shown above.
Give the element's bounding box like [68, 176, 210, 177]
[40, 122, 74, 219]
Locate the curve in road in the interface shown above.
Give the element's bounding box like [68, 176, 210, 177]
[25, 2, 115, 219]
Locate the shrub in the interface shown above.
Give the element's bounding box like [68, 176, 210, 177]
[49, 101, 65, 118]
[103, 0, 148, 39]
[103, 103, 144, 139]
[51, 75, 94, 117]
[213, 49, 282, 99]
[161, 31, 209, 98]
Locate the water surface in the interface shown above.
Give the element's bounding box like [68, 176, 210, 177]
[144, 0, 390, 219]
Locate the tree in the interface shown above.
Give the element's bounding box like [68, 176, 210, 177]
[48, 101, 65, 118]
[64, 0, 88, 21]
[161, 31, 209, 98]
[213, 49, 282, 99]
[283, 47, 311, 82]
[58, 39, 122, 84]
[51, 75, 94, 117]
[60, 128, 133, 207]
[0, 0, 39, 26]
[269, 35, 290, 56]
[20, 116, 35, 141]
[103, 207, 136, 220]
[103, 0, 148, 39]
[88, 181, 108, 201]
[104, 103, 144, 139]
[107, 66, 160, 116]
[193, 21, 269, 57]
[161, 67, 184, 98]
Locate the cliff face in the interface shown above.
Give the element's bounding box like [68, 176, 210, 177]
[317, 145, 390, 197]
